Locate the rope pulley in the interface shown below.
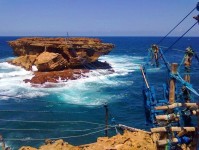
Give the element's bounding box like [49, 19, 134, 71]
[193, 15, 199, 22]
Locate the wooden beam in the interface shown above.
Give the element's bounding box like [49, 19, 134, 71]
[151, 127, 167, 133]
[151, 127, 196, 133]
[140, 66, 149, 89]
[156, 113, 179, 121]
[169, 63, 178, 104]
[192, 109, 199, 116]
[171, 127, 195, 132]
[157, 138, 178, 146]
[155, 103, 198, 110]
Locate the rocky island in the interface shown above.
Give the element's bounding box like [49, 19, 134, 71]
[8, 37, 114, 84]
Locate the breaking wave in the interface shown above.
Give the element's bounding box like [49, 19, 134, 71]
[0, 55, 144, 105]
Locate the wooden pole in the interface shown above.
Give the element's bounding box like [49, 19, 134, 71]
[104, 104, 108, 137]
[169, 63, 178, 104]
[151, 127, 195, 133]
[140, 66, 150, 89]
[157, 138, 178, 146]
[156, 113, 179, 121]
[191, 109, 199, 115]
[155, 103, 198, 110]
[171, 127, 195, 132]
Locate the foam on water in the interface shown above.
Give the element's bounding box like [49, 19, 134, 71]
[99, 55, 144, 75]
[0, 62, 47, 100]
[0, 55, 144, 105]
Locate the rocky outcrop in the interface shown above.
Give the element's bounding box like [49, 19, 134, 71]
[34, 52, 68, 71]
[19, 130, 195, 150]
[19, 130, 158, 150]
[8, 55, 37, 70]
[8, 37, 114, 84]
[24, 69, 89, 85]
[8, 37, 114, 71]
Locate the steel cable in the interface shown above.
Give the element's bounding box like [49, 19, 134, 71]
[157, 7, 196, 44]
[4, 127, 113, 141]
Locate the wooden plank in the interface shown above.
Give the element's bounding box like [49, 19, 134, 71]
[151, 127, 196, 133]
[151, 127, 167, 133]
[155, 103, 198, 110]
[157, 138, 178, 146]
[171, 127, 195, 132]
[156, 113, 179, 121]
[155, 103, 182, 110]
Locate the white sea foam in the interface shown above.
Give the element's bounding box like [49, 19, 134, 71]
[0, 62, 47, 100]
[99, 55, 144, 75]
[0, 55, 144, 105]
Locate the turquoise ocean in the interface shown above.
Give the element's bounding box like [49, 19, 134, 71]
[0, 36, 199, 149]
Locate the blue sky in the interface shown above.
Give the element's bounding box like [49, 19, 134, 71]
[0, 0, 198, 36]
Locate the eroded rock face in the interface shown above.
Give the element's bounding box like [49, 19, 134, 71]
[24, 69, 89, 85]
[8, 37, 114, 84]
[19, 131, 158, 150]
[8, 37, 114, 69]
[8, 55, 37, 70]
[35, 52, 68, 71]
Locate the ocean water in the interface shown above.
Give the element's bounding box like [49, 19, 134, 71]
[0, 36, 199, 149]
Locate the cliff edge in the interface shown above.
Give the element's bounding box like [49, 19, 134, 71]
[19, 130, 158, 150]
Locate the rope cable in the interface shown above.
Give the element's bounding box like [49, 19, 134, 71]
[0, 109, 88, 114]
[0, 119, 104, 125]
[4, 127, 112, 141]
[0, 126, 106, 132]
[158, 22, 198, 64]
[157, 7, 196, 44]
[159, 46, 199, 55]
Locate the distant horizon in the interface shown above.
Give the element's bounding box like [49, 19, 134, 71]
[0, 0, 199, 37]
[0, 35, 199, 38]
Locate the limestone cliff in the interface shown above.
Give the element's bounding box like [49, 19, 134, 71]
[8, 37, 114, 71]
[8, 37, 114, 84]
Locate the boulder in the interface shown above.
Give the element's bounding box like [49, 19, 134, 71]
[8, 55, 37, 70]
[19, 131, 158, 150]
[8, 37, 114, 69]
[35, 52, 68, 72]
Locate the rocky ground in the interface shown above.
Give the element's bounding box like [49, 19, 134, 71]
[19, 129, 196, 150]
[19, 130, 159, 150]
